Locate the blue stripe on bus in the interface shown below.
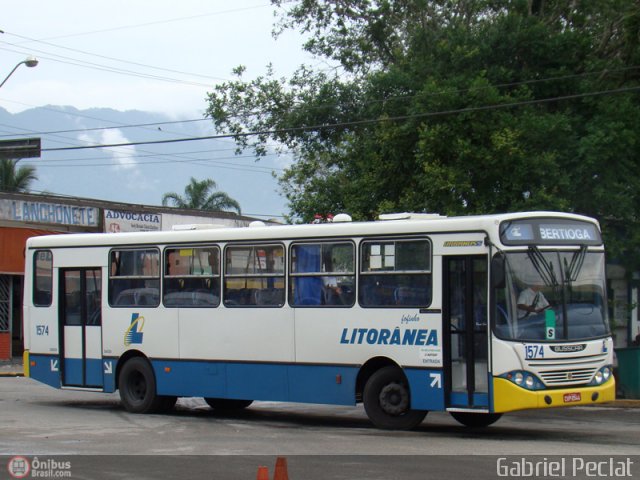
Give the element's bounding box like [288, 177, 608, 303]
[449, 391, 489, 408]
[29, 354, 448, 411]
[63, 358, 83, 386]
[151, 360, 446, 410]
[62, 358, 104, 387]
[152, 360, 358, 406]
[404, 368, 446, 411]
[29, 354, 61, 389]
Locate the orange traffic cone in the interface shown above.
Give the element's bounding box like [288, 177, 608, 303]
[256, 466, 269, 480]
[273, 457, 289, 480]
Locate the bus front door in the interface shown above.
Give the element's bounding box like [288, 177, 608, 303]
[60, 268, 103, 388]
[444, 256, 489, 409]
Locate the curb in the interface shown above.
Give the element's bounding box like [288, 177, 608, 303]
[602, 399, 640, 408]
[0, 372, 24, 377]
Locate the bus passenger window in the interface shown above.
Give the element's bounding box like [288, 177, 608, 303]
[163, 246, 220, 307]
[33, 250, 53, 307]
[224, 244, 285, 307]
[108, 249, 160, 307]
[290, 242, 355, 307]
[359, 239, 431, 308]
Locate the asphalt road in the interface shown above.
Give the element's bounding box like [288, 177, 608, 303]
[1, 377, 639, 479]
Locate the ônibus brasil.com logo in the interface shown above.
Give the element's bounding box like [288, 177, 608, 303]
[7, 456, 72, 478]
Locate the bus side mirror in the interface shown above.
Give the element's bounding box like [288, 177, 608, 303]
[491, 255, 505, 289]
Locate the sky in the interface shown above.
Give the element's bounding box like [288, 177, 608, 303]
[0, 0, 315, 219]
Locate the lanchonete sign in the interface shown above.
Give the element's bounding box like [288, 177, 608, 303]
[0, 199, 99, 227]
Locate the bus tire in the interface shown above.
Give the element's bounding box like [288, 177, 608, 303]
[450, 412, 503, 428]
[205, 398, 253, 410]
[363, 366, 428, 430]
[118, 357, 164, 413]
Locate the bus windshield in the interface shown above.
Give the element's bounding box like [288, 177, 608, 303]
[493, 250, 609, 342]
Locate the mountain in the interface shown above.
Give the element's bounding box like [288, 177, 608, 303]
[0, 106, 288, 220]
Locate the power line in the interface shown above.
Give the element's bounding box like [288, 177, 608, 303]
[42, 85, 640, 153]
[4, 31, 231, 83]
[0, 117, 208, 137]
[2, 65, 637, 139]
[21, 3, 273, 42]
[0, 44, 213, 88]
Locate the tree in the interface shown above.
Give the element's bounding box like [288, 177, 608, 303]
[162, 177, 242, 214]
[0, 159, 37, 192]
[207, 0, 640, 264]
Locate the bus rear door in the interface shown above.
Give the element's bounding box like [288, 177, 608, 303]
[59, 268, 103, 388]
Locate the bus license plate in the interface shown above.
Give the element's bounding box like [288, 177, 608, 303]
[563, 392, 581, 403]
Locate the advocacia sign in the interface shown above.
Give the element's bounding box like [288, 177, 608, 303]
[104, 209, 162, 233]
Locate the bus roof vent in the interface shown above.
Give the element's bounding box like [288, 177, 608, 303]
[378, 212, 445, 221]
[332, 213, 352, 223]
[171, 224, 226, 231]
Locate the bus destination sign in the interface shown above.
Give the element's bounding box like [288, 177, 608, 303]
[500, 219, 601, 246]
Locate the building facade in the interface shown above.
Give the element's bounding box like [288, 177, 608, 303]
[0, 191, 272, 360]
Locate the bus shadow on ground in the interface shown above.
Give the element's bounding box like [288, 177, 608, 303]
[38, 396, 621, 447]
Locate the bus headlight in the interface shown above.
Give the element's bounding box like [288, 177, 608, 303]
[502, 371, 544, 390]
[514, 372, 524, 385]
[588, 366, 613, 386]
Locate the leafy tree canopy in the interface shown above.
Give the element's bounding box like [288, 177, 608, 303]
[162, 177, 242, 214]
[206, 0, 640, 265]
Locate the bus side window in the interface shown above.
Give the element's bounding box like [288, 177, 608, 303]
[33, 250, 53, 307]
[109, 249, 160, 307]
[359, 239, 432, 308]
[289, 242, 355, 307]
[163, 246, 220, 307]
[224, 244, 285, 307]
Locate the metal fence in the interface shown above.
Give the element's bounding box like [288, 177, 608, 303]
[0, 275, 11, 332]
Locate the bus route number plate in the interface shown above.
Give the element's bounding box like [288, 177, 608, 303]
[563, 392, 581, 403]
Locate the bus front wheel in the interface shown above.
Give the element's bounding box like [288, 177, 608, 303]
[363, 366, 428, 430]
[119, 357, 174, 413]
[450, 411, 503, 428]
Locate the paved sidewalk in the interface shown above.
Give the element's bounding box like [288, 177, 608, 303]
[0, 358, 24, 377]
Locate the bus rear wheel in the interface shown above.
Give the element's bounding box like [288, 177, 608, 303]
[450, 412, 503, 428]
[363, 366, 428, 430]
[205, 398, 253, 410]
[119, 357, 172, 413]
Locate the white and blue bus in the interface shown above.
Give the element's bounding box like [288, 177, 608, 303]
[23, 211, 615, 429]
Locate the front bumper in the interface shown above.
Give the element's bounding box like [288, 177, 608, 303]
[493, 377, 615, 413]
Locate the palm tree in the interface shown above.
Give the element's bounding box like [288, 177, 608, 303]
[162, 177, 241, 214]
[0, 159, 37, 192]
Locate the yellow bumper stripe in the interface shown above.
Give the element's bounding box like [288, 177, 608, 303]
[493, 377, 615, 413]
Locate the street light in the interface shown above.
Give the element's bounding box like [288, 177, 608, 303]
[0, 57, 39, 89]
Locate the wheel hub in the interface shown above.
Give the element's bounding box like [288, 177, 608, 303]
[379, 382, 409, 415]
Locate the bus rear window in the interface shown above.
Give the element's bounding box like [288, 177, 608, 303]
[33, 250, 53, 307]
[109, 249, 160, 307]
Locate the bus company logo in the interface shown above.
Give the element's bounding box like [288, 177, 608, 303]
[550, 344, 586, 353]
[124, 313, 145, 346]
[7, 456, 30, 479]
[340, 327, 438, 346]
[509, 226, 523, 238]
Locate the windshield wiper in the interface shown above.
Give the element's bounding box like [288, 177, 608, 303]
[565, 245, 587, 282]
[527, 246, 559, 287]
